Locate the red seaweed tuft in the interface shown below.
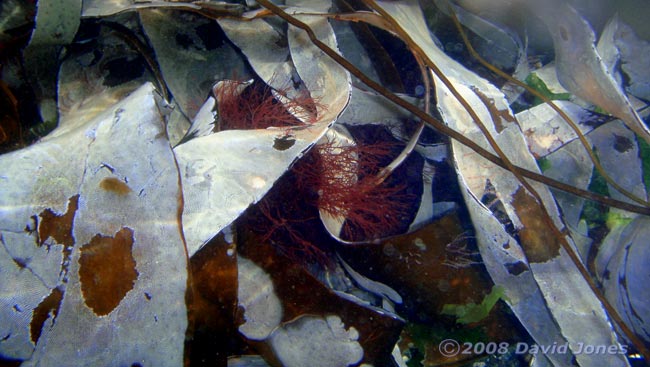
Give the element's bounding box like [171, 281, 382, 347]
[212, 79, 323, 131]
[293, 137, 414, 242]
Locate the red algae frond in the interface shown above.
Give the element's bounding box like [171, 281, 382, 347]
[213, 79, 325, 131]
[339, 177, 413, 242]
[294, 138, 414, 242]
[252, 193, 331, 267]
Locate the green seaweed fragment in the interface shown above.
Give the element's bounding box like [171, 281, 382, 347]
[440, 286, 505, 324]
[536, 156, 552, 173]
[606, 211, 634, 231]
[524, 73, 572, 106]
[581, 161, 610, 230]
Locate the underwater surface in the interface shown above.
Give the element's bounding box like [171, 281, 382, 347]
[1, 0, 650, 366]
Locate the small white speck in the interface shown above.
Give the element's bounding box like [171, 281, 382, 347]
[85, 128, 97, 139]
[413, 238, 427, 251]
[222, 225, 234, 244]
[249, 176, 266, 189]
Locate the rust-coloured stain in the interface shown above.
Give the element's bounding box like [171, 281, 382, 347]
[99, 177, 132, 195]
[30, 287, 64, 344]
[79, 227, 139, 316]
[511, 188, 560, 263]
[472, 87, 516, 134]
[38, 195, 79, 247]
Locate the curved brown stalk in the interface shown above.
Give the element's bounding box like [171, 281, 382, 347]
[445, 1, 650, 208]
[254, 0, 650, 216]
[254, 0, 650, 361]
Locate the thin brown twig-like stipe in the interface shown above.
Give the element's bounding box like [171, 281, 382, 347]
[254, 0, 650, 216]
[445, 1, 649, 208]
